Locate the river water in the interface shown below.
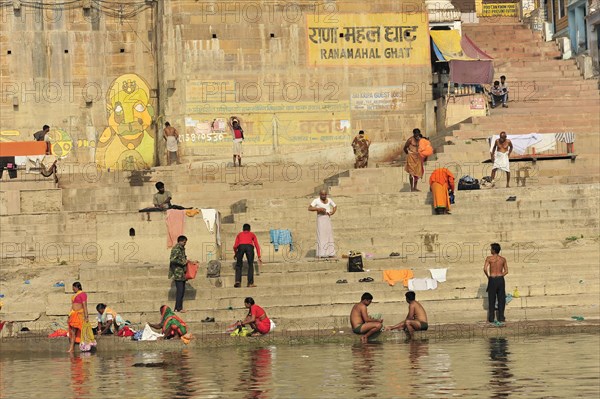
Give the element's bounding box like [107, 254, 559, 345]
[1, 334, 598, 398]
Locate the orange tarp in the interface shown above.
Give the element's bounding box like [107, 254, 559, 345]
[0, 141, 48, 157]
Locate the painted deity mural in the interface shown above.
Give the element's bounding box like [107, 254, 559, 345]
[95, 74, 155, 170]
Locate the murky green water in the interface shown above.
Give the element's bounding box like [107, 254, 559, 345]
[1, 334, 598, 398]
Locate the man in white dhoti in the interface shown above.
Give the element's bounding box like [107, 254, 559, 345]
[491, 132, 513, 188]
[163, 122, 180, 165]
[308, 189, 337, 258]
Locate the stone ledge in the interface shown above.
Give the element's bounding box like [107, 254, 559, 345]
[0, 319, 597, 353]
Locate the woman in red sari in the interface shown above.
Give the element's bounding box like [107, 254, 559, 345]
[238, 297, 271, 336]
[67, 282, 89, 352]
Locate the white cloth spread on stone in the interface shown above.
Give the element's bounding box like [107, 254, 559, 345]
[489, 134, 541, 155]
[166, 136, 178, 152]
[408, 278, 438, 291]
[493, 151, 510, 172]
[534, 134, 557, 152]
[429, 268, 447, 283]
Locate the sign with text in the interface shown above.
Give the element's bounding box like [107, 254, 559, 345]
[481, 3, 518, 16]
[351, 86, 410, 111]
[306, 13, 430, 66]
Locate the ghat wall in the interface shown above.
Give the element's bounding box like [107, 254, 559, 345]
[0, 0, 433, 169]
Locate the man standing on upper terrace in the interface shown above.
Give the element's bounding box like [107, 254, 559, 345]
[351, 130, 371, 168]
[308, 189, 337, 258]
[490, 132, 513, 188]
[163, 122, 180, 165]
[404, 128, 426, 192]
[228, 116, 244, 167]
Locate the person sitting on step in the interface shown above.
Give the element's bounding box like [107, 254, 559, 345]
[490, 80, 508, 108]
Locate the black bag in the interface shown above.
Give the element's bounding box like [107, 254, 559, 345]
[348, 255, 364, 272]
[458, 175, 480, 190]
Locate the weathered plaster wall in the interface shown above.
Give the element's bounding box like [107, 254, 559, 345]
[0, 1, 157, 169]
[158, 0, 433, 161]
[1, 0, 432, 168]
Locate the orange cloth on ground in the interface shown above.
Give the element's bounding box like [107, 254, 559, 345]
[68, 309, 84, 343]
[185, 209, 200, 217]
[383, 270, 414, 287]
[166, 209, 186, 248]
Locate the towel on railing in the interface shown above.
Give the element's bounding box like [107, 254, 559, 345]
[269, 229, 293, 252]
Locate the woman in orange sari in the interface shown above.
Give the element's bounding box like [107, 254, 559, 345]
[67, 282, 89, 352]
[429, 168, 455, 215]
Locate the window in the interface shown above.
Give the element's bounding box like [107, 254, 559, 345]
[558, 0, 566, 18]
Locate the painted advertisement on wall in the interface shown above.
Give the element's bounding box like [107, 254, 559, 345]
[306, 13, 430, 66]
[185, 80, 352, 147]
[95, 74, 155, 170]
[351, 86, 414, 111]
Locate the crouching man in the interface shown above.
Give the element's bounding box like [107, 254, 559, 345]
[386, 291, 428, 339]
[350, 292, 384, 343]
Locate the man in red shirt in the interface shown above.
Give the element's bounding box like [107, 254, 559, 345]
[233, 223, 262, 287]
[228, 116, 244, 167]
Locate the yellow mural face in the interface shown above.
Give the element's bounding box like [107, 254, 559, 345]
[96, 74, 155, 170]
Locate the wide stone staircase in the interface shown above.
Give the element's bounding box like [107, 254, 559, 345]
[0, 19, 598, 336]
[432, 19, 600, 185]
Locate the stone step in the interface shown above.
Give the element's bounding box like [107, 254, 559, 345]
[42, 292, 600, 325]
[78, 264, 600, 294]
[79, 250, 600, 281]
[63, 279, 599, 320]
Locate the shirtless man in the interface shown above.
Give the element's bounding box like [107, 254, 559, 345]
[164, 122, 180, 165]
[490, 132, 513, 188]
[350, 292, 383, 343]
[386, 291, 428, 339]
[484, 243, 509, 324]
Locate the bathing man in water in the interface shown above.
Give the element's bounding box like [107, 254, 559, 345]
[350, 292, 384, 343]
[386, 291, 428, 339]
